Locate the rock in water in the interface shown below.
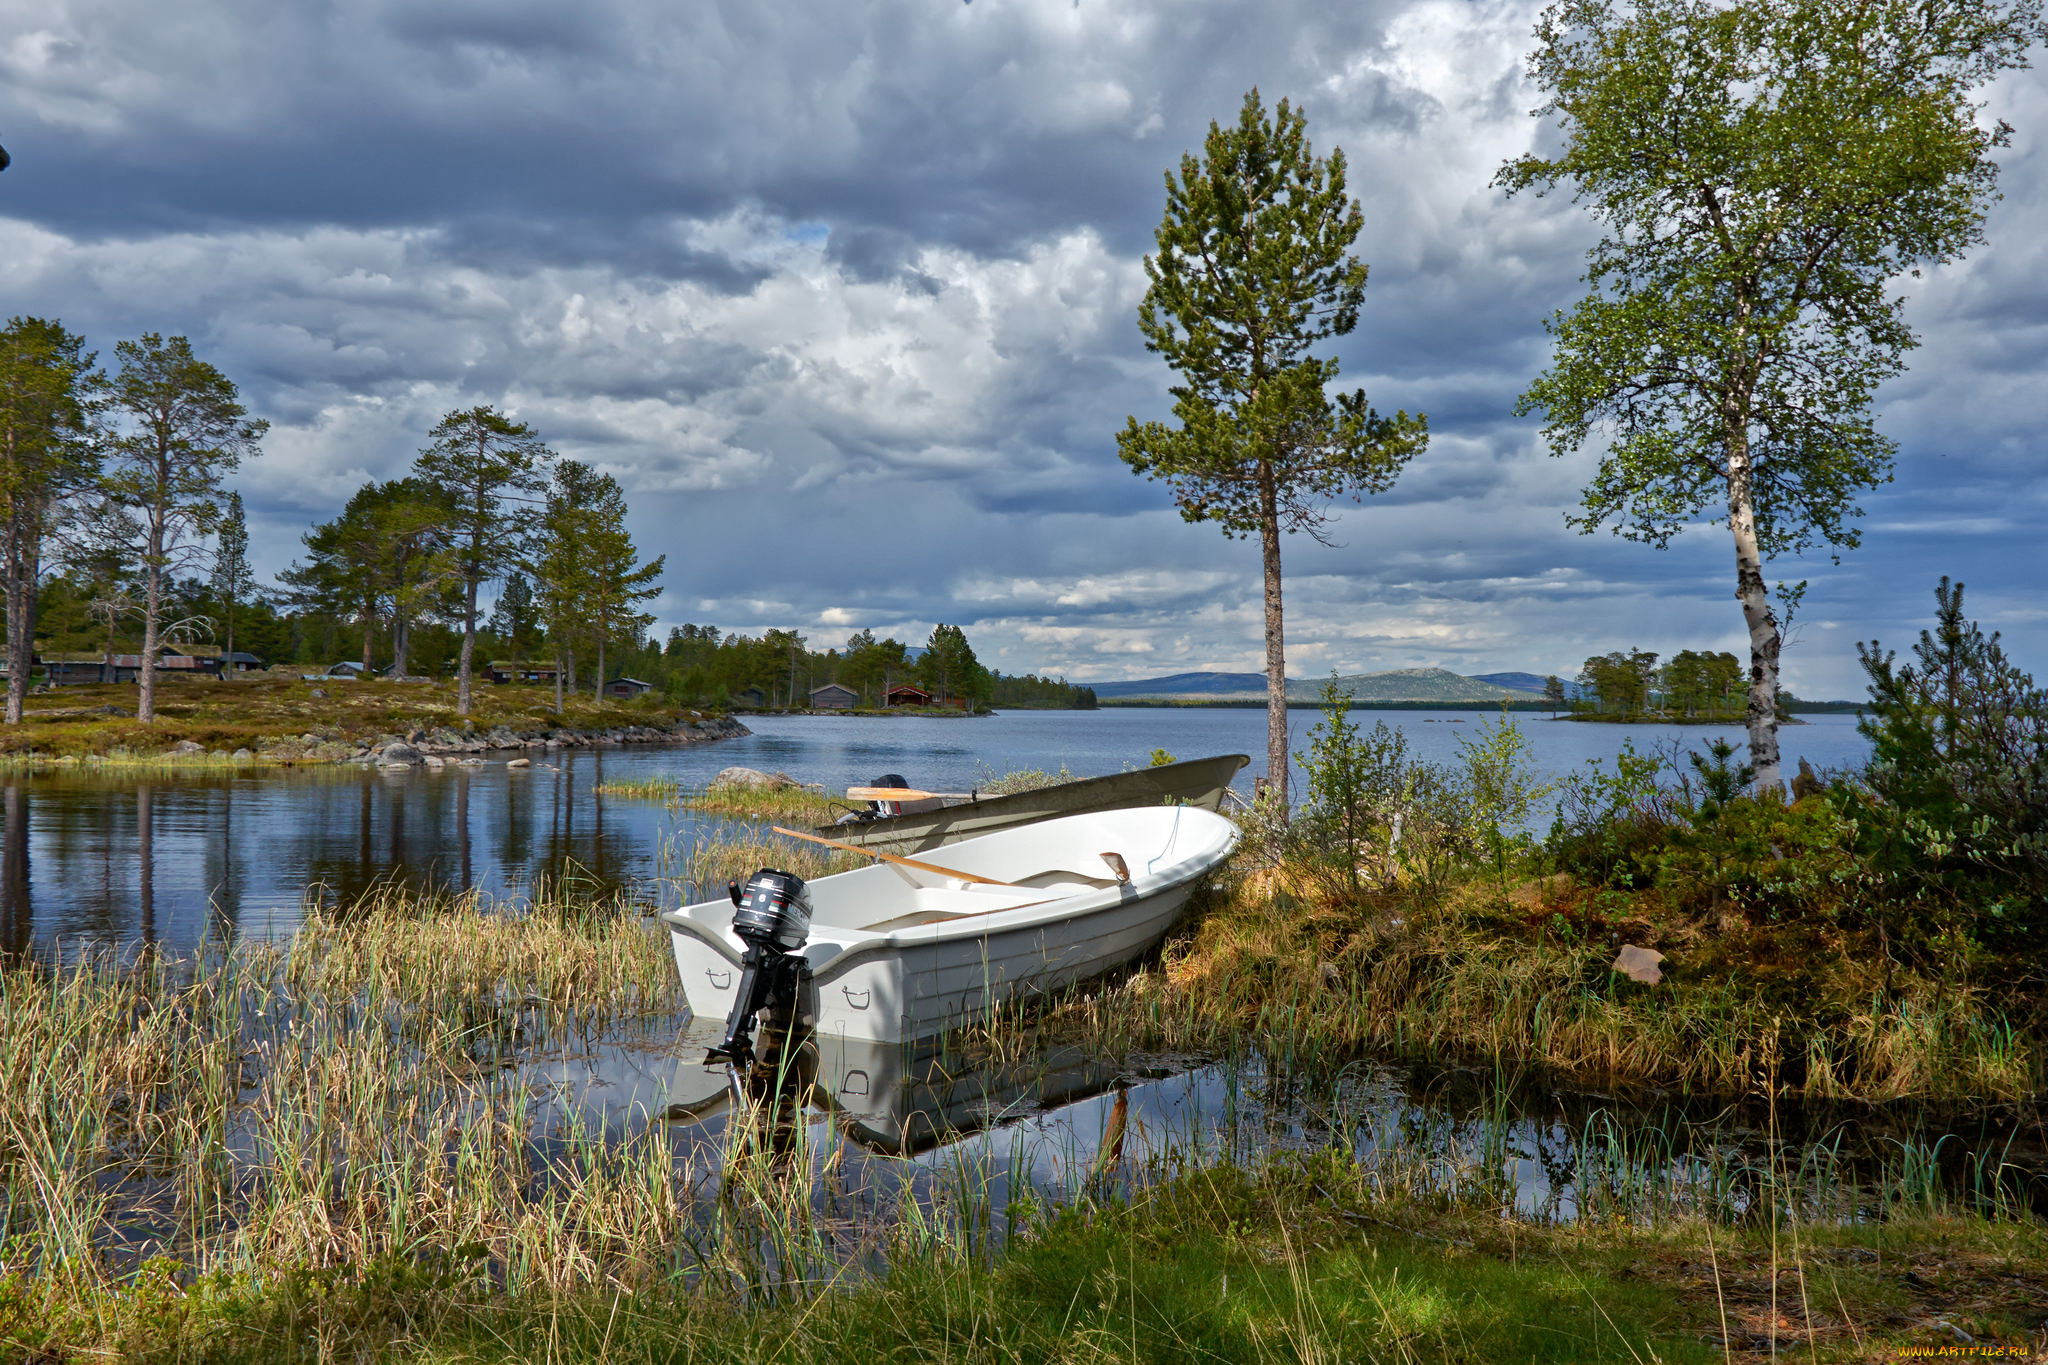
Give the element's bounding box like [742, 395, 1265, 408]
[506, 757, 532, 769]
[1612, 944, 1665, 985]
[1790, 756, 1823, 802]
[712, 766, 796, 790]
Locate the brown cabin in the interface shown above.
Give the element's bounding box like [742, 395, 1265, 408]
[809, 682, 857, 710]
[885, 684, 932, 708]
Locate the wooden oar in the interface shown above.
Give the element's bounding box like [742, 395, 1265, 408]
[771, 826, 1016, 886]
[845, 786, 974, 802]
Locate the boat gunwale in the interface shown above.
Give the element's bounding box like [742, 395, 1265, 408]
[814, 752, 1250, 850]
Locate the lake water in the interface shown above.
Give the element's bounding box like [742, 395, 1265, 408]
[0, 708, 1869, 956]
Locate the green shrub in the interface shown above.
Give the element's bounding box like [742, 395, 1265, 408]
[1857, 578, 2048, 947]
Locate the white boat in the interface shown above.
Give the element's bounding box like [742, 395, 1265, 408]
[661, 805, 1239, 1045]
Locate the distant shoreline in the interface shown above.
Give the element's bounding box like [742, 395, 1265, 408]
[1098, 697, 1558, 711]
[1096, 697, 1860, 715]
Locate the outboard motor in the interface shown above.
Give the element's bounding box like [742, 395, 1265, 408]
[867, 773, 911, 818]
[706, 868, 815, 1076]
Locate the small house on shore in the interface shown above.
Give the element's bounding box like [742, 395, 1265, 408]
[809, 682, 857, 710]
[227, 651, 264, 672]
[40, 652, 111, 685]
[885, 683, 932, 708]
[734, 685, 767, 707]
[604, 676, 653, 699]
[486, 660, 561, 685]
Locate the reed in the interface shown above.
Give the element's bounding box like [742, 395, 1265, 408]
[0, 881, 691, 1306]
[592, 774, 684, 799]
[674, 782, 847, 825]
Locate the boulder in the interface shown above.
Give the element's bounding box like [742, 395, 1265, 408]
[378, 743, 425, 766]
[422, 754, 446, 769]
[171, 739, 205, 756]
[712, 766, 797, 790]
[1612, 945, 1665, 986]
[232, 748, 255, 762]
[506, 757, 532, 769]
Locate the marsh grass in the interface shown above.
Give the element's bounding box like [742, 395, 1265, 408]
[592, 774, 684, 799]
[0, 881, 697, 1305]
[666, 826, 865, 894]
[671, 782, 847, 825]
[1041, 867, 2042, 1107]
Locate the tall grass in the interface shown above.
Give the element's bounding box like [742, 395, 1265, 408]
[1054, 867, 2042, 1106]
[0, 882, 694, 1300]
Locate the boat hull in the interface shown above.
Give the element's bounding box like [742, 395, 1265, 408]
[666, 806, 1236, 1046]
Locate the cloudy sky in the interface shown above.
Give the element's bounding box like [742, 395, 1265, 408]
[2, 0, 2042, 696]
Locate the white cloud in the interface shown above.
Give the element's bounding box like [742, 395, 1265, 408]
[0, 0, 2041, 697]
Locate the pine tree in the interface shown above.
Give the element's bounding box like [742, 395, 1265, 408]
[413, 406, 554, 714]
[105, 335, 265, 721]
[1119, 90, 1428, 803]
[0, 318, 102, 721]
[211, 491, 253, 663]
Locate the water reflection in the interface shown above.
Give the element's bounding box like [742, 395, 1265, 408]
[532, 1019, 2048, 1235]
[0, 760, 728, 956]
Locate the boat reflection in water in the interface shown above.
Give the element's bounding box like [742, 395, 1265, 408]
[664, 1025, 1127, 1158]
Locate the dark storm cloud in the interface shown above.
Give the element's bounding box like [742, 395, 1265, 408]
[1, 0, 2043, 696]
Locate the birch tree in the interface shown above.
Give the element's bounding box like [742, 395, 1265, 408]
[105, 335, 265, 722]
[1119, 90, 1428, 804]
[1499, 0, 2041, 791]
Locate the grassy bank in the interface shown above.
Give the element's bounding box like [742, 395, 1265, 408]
[1058, 866, 2043, 1106]
[3, 830, 2042, 1362]
[12, 1135, 2043, 1362]
[0, 673, 727, 762]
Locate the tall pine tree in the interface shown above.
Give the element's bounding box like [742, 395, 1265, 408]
[1119, 91, 1428, 803]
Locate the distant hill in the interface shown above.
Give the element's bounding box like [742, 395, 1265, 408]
[1089, 672, 1268, 699]
[1086, 668, 1546, 704]
[1470, 671, 1582, 700]
[1291, 669, 1543, 704]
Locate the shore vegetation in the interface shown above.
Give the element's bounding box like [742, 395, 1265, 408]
[0, 671, 723, 763]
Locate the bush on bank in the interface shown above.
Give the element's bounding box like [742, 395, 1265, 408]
[1133, 582, 2046, 1103]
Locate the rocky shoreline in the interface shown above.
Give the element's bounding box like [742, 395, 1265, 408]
[152, 713, 753, 767]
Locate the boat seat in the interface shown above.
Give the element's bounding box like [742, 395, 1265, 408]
[1010, 869, 1120, 891]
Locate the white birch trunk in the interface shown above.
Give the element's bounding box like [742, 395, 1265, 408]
[1725, 433, 1782, 794]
